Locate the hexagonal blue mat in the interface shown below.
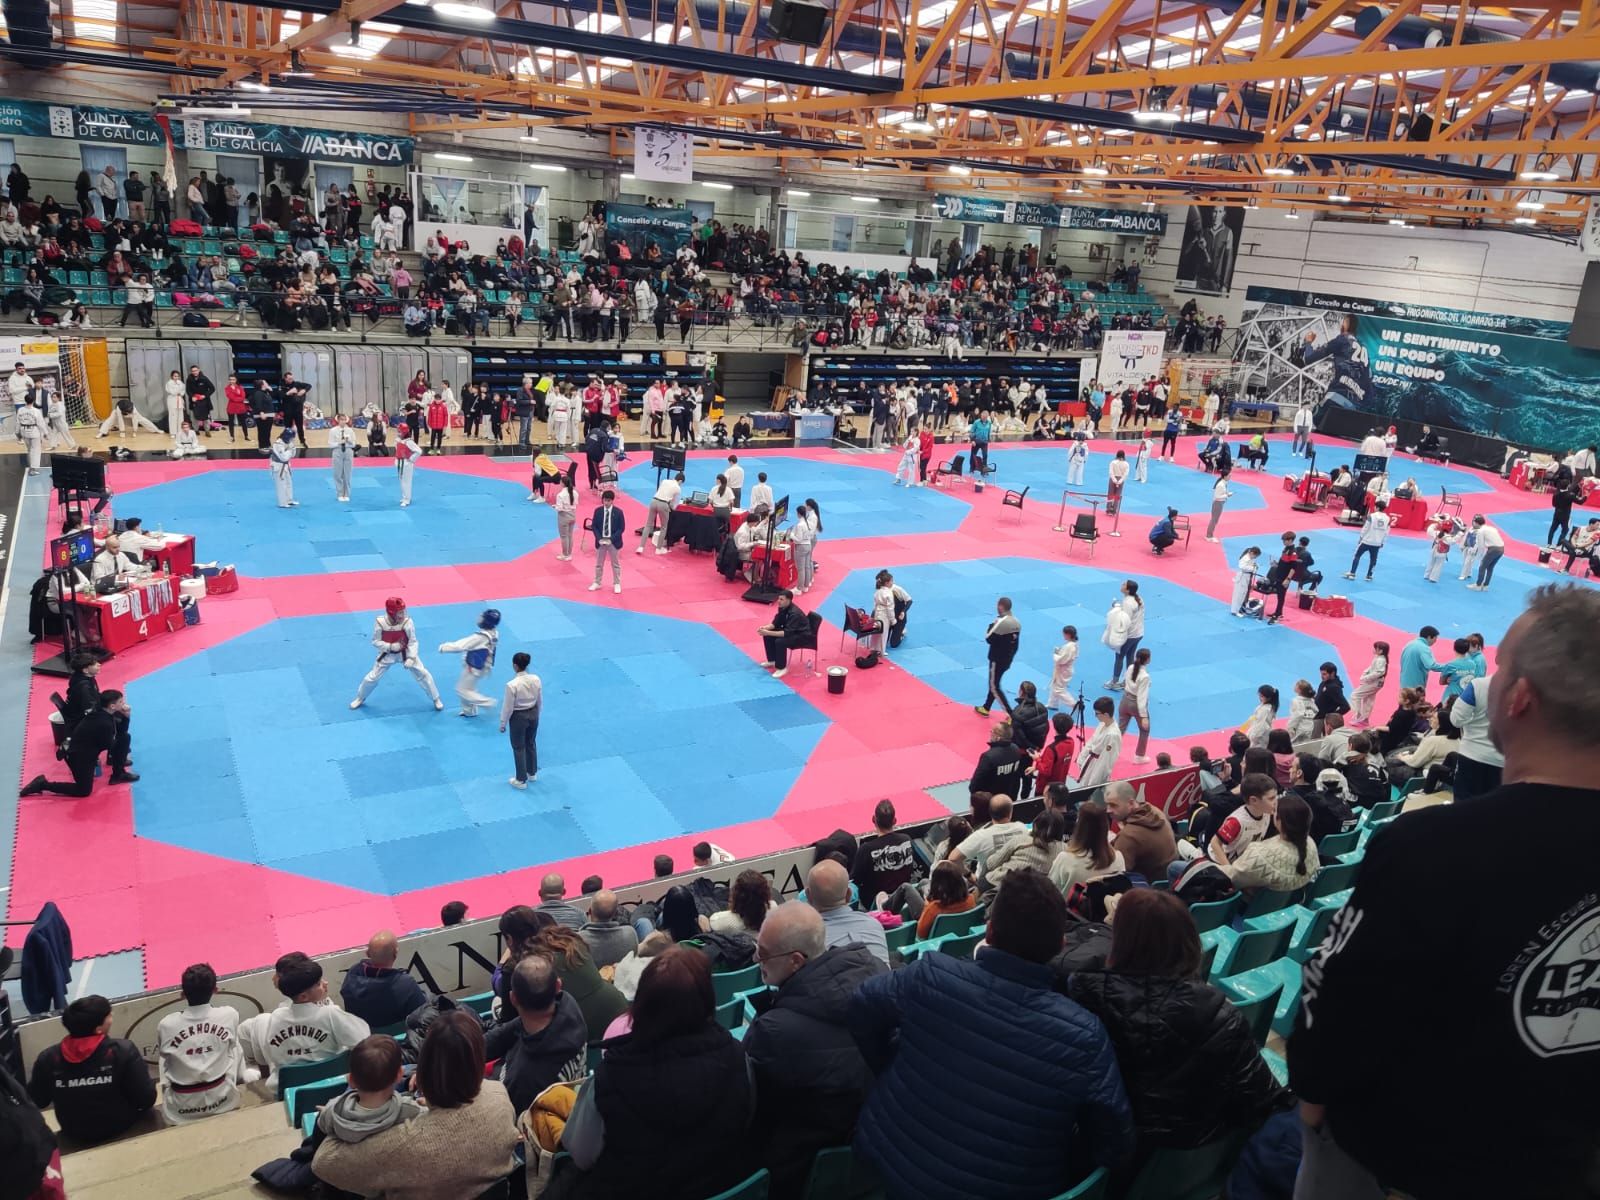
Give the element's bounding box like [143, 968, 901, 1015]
[126, 597, 829, 892]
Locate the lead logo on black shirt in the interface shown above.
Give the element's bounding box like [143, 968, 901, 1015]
[1506, 893, 1600, 1059]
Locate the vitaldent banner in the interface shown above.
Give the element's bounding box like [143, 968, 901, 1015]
[179, 118, 414, 164]
[0, 99, 166, 146]
[1242, 285, 1600, 449]
[606, 201, 695, 256]
[932, 194, 1167, 235]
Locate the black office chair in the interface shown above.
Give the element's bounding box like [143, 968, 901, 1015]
[792, 610, 824, 676]
[1001, 486, 1029, 521]
[1068, 513, 1099, 558]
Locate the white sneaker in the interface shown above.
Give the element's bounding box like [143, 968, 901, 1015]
[349, 699, 363, 710]
[656, 547, 669, 555]
[433, 699, 445, 711]
[588, 582, 601, 591]
[636, 545, 645, 554]
[527, 493, 539, 501]
[557, 554, 571, 561]
[338, 495, 349, 502]
[1133, 755, 1151, 764]
[508, 777, 527, 789]
[613, 584, 622, 594]
[771, 667, 788, 679]
[1204, 536, 1218, 542]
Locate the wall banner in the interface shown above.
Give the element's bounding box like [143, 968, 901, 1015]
[180, 120, 414, 165]
[1098, 328, 1167, 393]
[633, 126, 693, 184]
[1240, 285, 1600, 449]
[0, 99, 166, 147]
[931, 194, 1168, 236]
[606, 201, 696, 256]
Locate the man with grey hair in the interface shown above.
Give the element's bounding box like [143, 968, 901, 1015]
[1104, 780, 1176, 882]
[804, 860, 888, 963]
[578, 889, 638, 969]
[535, 873, 585, 930]
[1288, 584, 1600, 1200]
[744, 903, 886, 1194]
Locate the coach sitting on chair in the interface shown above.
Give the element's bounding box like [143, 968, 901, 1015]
[21, 689, 137, 796]
[757, 589, 810, 680]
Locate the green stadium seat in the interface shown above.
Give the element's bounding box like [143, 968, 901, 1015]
[937, 930, 983, 958]
[1317, 829, 1360, 859]
[1305, 861, 1361, 905]
[885, 923, 918, 953]
[284, 1075, 346, 1126]
[202, 240, 222, 255]
[1120, 1132, 1249, 1200]
[68, 271, 88, 287]
[799, 1145, 886, 1200]
[1224, 983, 1284, 1048]
[1215, 924, 1294, 979]
[88, 289, 111, 305]
[714, 996, 745, 1030]
[110, 289, 127, 305]
[1187, 895, 1241, 935]
[273, 1051, 350, 1098]
[712, 963, 762, 1005]
[459, 991, 495, 1017]
[706, 1169, 770, 1200]
[927, 904, 985, 939]
[155, 292, 174, 308]
[89, 270, 109, 286]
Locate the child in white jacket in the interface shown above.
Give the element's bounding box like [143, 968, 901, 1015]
[1349, 641, 1389, 725]
[1287, 679, 1317, 743]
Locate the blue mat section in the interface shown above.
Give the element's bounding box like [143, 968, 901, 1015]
[129, 599, 829, 892]
[617, 454, 969, 538]
[1488, 506, 1595, 550]
[814, 557, 1343, 739]
[121, 469, 550, 576]
[984, 447, 1268, 517]
[1221, 528, 1596, 642]
[1265, 437, 1494, 496]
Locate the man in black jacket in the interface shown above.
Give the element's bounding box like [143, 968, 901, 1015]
[28, 995, 155, 1145]
[483, 956, 586, 1116]
[969, 721, 1027, 802]
[745, 903, 886, 1200]
[62, 652, 101, 732]
[278, 372, 309, 443]
[21, 690, 136, 797]
[849, 799, 915, 908]
[1313, 661, 1350, 736]
[250, 379, 277, 451]
[1289, 584, 1600, 1200]
[757, 589, 811, 680]
[974, 596, 1021, 717]
[339, 930, 428, 1030]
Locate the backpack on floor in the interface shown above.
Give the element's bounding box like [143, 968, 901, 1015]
[855, 649, 880, 670]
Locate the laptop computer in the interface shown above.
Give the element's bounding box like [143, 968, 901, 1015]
[688, 491, 710, 507]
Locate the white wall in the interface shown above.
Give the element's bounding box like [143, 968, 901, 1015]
[1143, 206, 1589, 327]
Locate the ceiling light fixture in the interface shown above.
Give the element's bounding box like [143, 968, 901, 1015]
[1514, 216, 1538, 225]
[786, 188, 811, 197]
[526, 163, 567, 172]
[1264, 165, 1296, 177]
[852, 196, 880, 203]
[238, 80, 270, 92]
[1328, 192, 1351, 202]
[434, 0, 497, 19]
[1082, 160, 1109, 176]
[948, 164, 972, 175]
[1388, 218, 1408, 226]
[432, 152, 473, 162]
[1284, 208, 1300, 219]
[702, 181, 734, 190]
[1516, 199, 1546, 210]
[181, 106, 252, 116]
[1519, 154, 1560, 181]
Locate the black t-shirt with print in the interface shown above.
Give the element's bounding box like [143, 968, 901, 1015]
[1289, 784, 1600, 1198]
[850, 832, 916, 904]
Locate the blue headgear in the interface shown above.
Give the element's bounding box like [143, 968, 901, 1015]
[478, 608, 501, 630]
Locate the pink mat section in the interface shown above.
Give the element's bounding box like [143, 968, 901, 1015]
[9, 439, 1563, 988]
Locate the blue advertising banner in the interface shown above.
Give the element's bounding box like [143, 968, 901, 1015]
[606, 201, 695, 256]
[178, 118, 413, 164]
[1243, 285, 1600, 448]
[932, 193, 1167, 235]
[0, 99, 166, 146]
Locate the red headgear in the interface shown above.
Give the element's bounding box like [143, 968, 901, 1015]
[384, 596, 405, 619]
[398, 422, 410, 436]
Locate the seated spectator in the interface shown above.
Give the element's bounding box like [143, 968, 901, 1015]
[849, 869, 1133, 1199]
[708, 868, 774, 935]
[1105, 779, 1178, 882]
[1221, 791, 1320, 894]
[986, 810, 1067, 886]
[238, 952, 370, 1080]
[910, 859, 978, 939]
[1049, 799, 1126, 895]
[744, 904, 887, 1199]
[610, 929, 674, 1002]
[315, 1034, 420, 1146]
[804, 859, 889, 964]
[949, 793, 1028, 880]
[850, 799, 916, 908]
[440, 900, 468, 927]
[158, 962, 257, 1123]
[483, 955, 587, 1115]
[549, 948, 755, 1200]
[313, 1011, 518, 1199]
[28, 995, 156, 1145]
[1342, 732, 1392, 807]
[522, 916, 628, 1042]
[969, 719, 1028, 801]
[340, 930, 429, 1030]
[1067, 890, 1287, 1161]
[578, 889, 638, 970]
[535, 873, 586, 930]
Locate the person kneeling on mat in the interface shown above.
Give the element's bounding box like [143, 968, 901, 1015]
[22, 690, 137, 796]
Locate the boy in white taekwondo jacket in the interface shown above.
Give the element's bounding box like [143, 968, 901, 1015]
[157, 963, 259, 1123]
[394, 422, 421, 507]
[350, 597, 444, 711]
[238, 953, 369, 1085]
[270, 429, 298, 507]
[1075, 696, 1123, 789]
[328, 413, 358, 501]
[437, 608, 500, 717]
[15, 398, 42, 474]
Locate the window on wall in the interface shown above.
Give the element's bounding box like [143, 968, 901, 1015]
[831, 214, 855, 253]
[79, 145, 126, 216]
[72, 0, 120, 41]
[0, 139, 14, 181]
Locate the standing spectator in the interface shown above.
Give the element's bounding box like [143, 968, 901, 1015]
[339, 930, 428, 1030]
[1441, 672, 1502, 800]
[1204, 468, 1233, 542]
[151, 172, 171, 227]
[1104, 779, 1177, 882]
[238, 952, 370, 1079]
[974, 596, 1021, 717]
[157, 963, 256, 1123]
[804, 860, 889, 964]
[744, 903, 887, 1199]
[1465, 515, 1506, 590]
[27, 995, 155, 1144]
[849, 869, 1133, 1200]
[1288, 585, 1600, 1200]
[550, 949, 756, 1199]
[850, 799, 915, 909]
[95, 164, 119, 220]
[1397, 626, 1442, 695]
[314, 1011, 518, 1199]
[969, 721, 1028, 802]
[186, 176, 210, 225]
[1314, 661, 1351, 736]
[588, 488, 625, 594]
[123, 169, 145, 221]
[481, 955, 587, 1115]
[1344, 500, 1390, 582]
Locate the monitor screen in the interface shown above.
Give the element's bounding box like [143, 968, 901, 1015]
[50, 530, 95, 569]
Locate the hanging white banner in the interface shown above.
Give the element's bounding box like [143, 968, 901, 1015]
[1097, 329, 1166, 394]
[634, 127, 693, 183]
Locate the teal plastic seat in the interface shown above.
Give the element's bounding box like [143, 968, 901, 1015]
[301, 1111, 317, 1138]
[284, 1075, 347, 1125]
[459, 991, 495, 1017]
[712, 963, 763, 1005]
[1052, 1166, 1110, 1199]
[1317, 829, 1361, 858]
[799, 1145, 885, 1200]
[1363, 799, 1402, 823]
[1242, 886, 1302, 921]
[1290, 903, 1340, 963]
[586, 1043, 604, 1073]
[1225, 983, 1284, 1047]
[273, 1050, 349, 1098]
[1121, 1132, 1249, 1200]
[885, 923, 918, 953]
[1216, 923, 1294, 979]
[937, 930, 983, 959]
[928, 904, 985, 939]
[706, 1168, 770, 1199]
[68, 271, 88, 286]
[88, 288, 110, 305]
[1305, 862, 1361, 905]
[1188, 895, 1241, 934]
[714, 996, 745, 1030]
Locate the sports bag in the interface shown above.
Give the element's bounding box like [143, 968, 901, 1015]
[854, 649, 880, 670]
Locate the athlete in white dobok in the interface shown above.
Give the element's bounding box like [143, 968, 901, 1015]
[350, 596, 444, 711]
[438, 608, 501, 717]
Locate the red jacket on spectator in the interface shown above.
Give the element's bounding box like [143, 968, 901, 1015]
[426, 399, 448, 431]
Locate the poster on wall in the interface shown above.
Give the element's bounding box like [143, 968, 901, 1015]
[634, 127, 693, 183]
[606, 201, 695, 257]
[1237, 285, 1600, 448]
[262, 156, 313, 227]
[1176, 205, 1244, 295]
[1097, 329, 1166, 393]
[0, 336, 63, 429]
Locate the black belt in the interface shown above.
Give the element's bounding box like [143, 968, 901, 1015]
[169, 1074, 228, 1094]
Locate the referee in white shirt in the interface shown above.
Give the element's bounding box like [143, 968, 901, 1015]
[749, 472, 774, 513]
[500, 651, 542, 788]
[640, 472, 683, 555]
[724, 454, 745, 506]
